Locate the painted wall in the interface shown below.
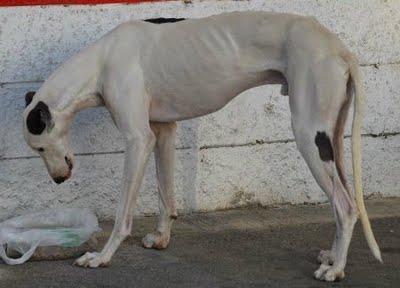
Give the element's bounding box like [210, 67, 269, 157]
[0, 0, 399, 220]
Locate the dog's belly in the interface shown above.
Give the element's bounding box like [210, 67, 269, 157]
[149, 90, 240, 122]
[148, 69, 275, 122]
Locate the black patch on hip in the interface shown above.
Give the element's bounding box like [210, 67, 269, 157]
[144, 18, 186, 24]
[25, 91, 36, 107]
[26, 101, 51, 135]
[315, 131, 334, 162]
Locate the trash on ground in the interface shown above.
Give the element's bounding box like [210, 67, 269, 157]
[0, 208, 100, 265]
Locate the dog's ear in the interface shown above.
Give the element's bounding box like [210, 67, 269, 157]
[26, 101, 54, 135]
[25, 91, 36, 107]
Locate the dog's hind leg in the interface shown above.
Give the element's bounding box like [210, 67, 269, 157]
[143, 121, 178, 249]
[317, 80, 353, 268]
[288, 58, 356, 281]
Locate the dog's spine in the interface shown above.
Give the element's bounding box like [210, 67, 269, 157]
[348, 55, 382, 263]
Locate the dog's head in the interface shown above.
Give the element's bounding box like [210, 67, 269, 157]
[23, 91, 74, 184]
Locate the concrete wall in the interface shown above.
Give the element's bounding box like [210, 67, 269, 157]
[0, 0, 399, 220]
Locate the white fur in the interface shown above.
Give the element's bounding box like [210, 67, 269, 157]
[22, 12, 380, 281]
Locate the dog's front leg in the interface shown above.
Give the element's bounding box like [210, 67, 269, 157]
[142, 122, 178, 249]
[74, 130, 156, 268]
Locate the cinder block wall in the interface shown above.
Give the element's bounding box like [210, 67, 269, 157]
[0, 0, 399, 220]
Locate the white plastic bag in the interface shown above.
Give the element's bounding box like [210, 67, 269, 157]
[0, 208, 100, 265]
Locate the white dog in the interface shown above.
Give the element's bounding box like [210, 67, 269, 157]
[22, 12, 381, 281]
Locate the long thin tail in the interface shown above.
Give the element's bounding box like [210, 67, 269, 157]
[347, 55, 382, 262]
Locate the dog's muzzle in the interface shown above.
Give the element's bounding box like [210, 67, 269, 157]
[53, 176, 68, 184]
[53, 156, 73, 184]
[53, 170, 71, 184]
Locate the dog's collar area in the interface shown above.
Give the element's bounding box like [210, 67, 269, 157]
[143, 18, 186, 24]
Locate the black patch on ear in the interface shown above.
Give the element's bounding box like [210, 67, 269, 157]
[144, 18, 186, 24]
[25, 91, 36, 107]
[315, 131, 334, 162]
[26, 101, 52, 135]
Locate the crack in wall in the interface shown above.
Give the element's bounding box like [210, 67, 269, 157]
[1, 132, 398, 161]
[199, 138, 294, 150]
[1, 61, 400, 88]
[0, 80, 43, 88]
[199, 131, 400, 150]
[360, 61, 400, 68]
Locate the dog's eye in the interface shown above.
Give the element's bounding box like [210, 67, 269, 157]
[37, 147, 44, 152]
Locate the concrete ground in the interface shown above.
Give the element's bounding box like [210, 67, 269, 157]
[1, 198, 399, 288]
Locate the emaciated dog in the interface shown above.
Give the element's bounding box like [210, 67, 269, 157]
[22, 12, 381, 281]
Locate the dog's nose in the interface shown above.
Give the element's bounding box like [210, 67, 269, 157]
[53, 176, 66, 184]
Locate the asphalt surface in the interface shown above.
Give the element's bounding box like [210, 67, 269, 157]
[1, 198, 399, 288]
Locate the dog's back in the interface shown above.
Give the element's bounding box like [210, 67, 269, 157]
[139, 12, 302, 120]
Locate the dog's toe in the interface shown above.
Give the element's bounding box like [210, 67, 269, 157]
[142, 231, 170, 250]
[314, 264, 345, 282]
[74, 252, 108, 268]
[314, 264, 330, 279]
[324, 269, 345, 282]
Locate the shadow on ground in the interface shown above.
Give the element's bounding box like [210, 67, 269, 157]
[1, 199, 399, 288]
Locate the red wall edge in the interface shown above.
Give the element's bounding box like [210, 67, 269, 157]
[0, 0, 166, 7]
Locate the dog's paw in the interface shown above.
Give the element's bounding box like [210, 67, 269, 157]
[73, 252, 109, 268]
[314, 264, 345, 282]
[142, 231, 170, 250]
[317, 249, 334, 265]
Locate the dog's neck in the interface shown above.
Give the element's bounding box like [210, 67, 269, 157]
[38, 42, 104, 118]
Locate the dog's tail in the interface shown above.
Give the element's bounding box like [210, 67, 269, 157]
[347, 54, 382, 262]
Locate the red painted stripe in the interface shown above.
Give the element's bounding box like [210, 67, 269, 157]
[0, 0, 167, 7]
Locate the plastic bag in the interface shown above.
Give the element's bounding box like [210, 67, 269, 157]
[0, 208, 100, 265]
